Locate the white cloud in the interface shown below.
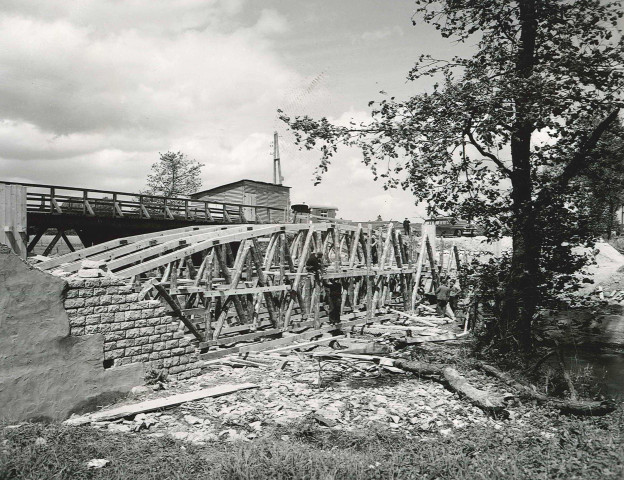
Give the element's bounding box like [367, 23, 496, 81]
[357, 25, 403, 43]
[0, 0, 422, 222]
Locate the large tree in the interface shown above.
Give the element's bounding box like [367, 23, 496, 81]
[145, 151, 204, 197]
[280, 0, 624, 350]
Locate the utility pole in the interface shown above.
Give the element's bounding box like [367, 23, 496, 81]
[273, 131, 283, 185]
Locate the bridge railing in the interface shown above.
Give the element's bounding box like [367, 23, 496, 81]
[1, 181, 286, 224]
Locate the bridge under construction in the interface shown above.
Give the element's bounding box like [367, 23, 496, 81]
[37, 220, 462, 357]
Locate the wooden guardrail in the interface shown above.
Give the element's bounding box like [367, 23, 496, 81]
[0, 180, 286, 224]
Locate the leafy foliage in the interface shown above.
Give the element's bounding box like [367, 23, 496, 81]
[145, 151, 204, 198]
[280, 0, 624, 349]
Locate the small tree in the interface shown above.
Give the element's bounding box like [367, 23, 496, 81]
[578, 120, 624, 239]
[280, 0, 624, 350]
[145, 151, 204, 198]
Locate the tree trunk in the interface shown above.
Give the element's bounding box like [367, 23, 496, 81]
[503, 0, 539, 351]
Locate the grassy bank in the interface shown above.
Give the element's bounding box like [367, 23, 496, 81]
[1, 408, 623, 480]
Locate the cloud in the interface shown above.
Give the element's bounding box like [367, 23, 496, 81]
[0, 0, 423, 223]
[356, 25, 404, 43]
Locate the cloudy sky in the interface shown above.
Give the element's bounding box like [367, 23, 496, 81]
[0, 0, 464, 221]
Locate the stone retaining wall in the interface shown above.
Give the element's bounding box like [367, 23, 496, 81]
[64, 277, 201, 380]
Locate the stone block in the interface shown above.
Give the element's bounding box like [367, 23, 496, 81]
[134, 336, 148, 346]
[134, 353, 150, 363]
[119, 321, 135, 330]
[125, 328, 142, 339]
[78, 288, 94, 298]
[64, 289, 80, 299]
[105, 348, 125, 360]
[100, 313, 115, 323]
[161, 333, 173, 341]
[162, 358, 173, 368]
[117, 338, 135, 349]
[125, 310, 140, 321]
[118, 285, 134, 295]
[85, 314, 101, 326]
[99, 295, 113, 306]
[84, 296, 101, 307]
[64, 298, 85, 309]
[84, 325, 99, 335]
[172, 330, 184, 340]
[148, 334, 161, 343]
[139, 326, 155, 336]
[134, 319, 147, 328]
[125, 346, 142, 357]
[148, 352, 162, 361]
[165, 340, 179, 349]
[126, 293, 139, 303]
[154, 325, 168, 334]
[116, 357, 132, 366]
[118, 304, 132, 312]
[108, 304, 120, 313]
[140, 309, 155, 319]
[141, 344, 153, 354]
[93, 306, 107, 314]
[93, 288, 107, 296]
[104, 331, 125, 342]
[153, 342, 166, 351]
[67, 278, 87, 288]
[69, 316, 87, 327]
[84, 279, 102, 288]
[70, 326, 85, 336]
[77, 307, 95, 316]
[106, 286, 120, 295]
[184, 346, 196, 354]
[172, 347, 185, 356]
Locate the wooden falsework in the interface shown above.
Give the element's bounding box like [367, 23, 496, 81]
[47, 222, 456, 348]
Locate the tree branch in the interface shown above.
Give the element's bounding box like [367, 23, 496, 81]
[536, 108, 620, 208]
[465, 120, 513, 177]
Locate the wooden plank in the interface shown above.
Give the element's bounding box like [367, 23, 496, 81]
[153, 283, 204, 341]
[261, 335, 346, 354]
[64, 383, 258, 425]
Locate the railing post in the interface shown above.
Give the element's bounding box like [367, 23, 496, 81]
[139, 195, 143, 218]
[82, 190, 87, 215]
[163, 198, 167, 219]
[49, 187, 55, 214]
[185, 200, 189, 220]
[112, 193, 117, 217]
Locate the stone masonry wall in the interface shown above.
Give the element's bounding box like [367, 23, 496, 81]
[63, 277, 201, 380]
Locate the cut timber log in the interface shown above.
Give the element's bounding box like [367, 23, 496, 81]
[479, 363, 616, 416]
[396, 332, 469, 344]
[393, 359, 508, 415]
[389, 308, 437, 327]
[64, 383, 258, 425]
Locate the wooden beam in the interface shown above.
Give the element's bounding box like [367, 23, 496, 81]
[64, 383, 258, 425]
[153, 283, 204, 342]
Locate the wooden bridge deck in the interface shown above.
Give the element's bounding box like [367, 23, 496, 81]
[0, 180, 286, 254]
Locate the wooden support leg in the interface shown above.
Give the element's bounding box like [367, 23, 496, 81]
[42, 230, 63, 256]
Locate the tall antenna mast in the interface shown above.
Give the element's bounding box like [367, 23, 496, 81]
[273, 131, 283, 185]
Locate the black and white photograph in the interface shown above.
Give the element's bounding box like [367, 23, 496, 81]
[0, 1, 623, 478]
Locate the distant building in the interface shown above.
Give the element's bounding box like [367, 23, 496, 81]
[309, 205, 338, 219]
[191, 179, 290, 222]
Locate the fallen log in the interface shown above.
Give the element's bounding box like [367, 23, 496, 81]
[393, 359, 508, 416]
[480, 363, 616, 416]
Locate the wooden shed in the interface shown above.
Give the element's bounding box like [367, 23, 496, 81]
[191, 179, 290, 223]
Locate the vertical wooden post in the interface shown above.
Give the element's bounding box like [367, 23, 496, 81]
[0, 184, 27, 258]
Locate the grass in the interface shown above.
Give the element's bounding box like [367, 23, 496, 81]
[1, 408, 623, 480]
